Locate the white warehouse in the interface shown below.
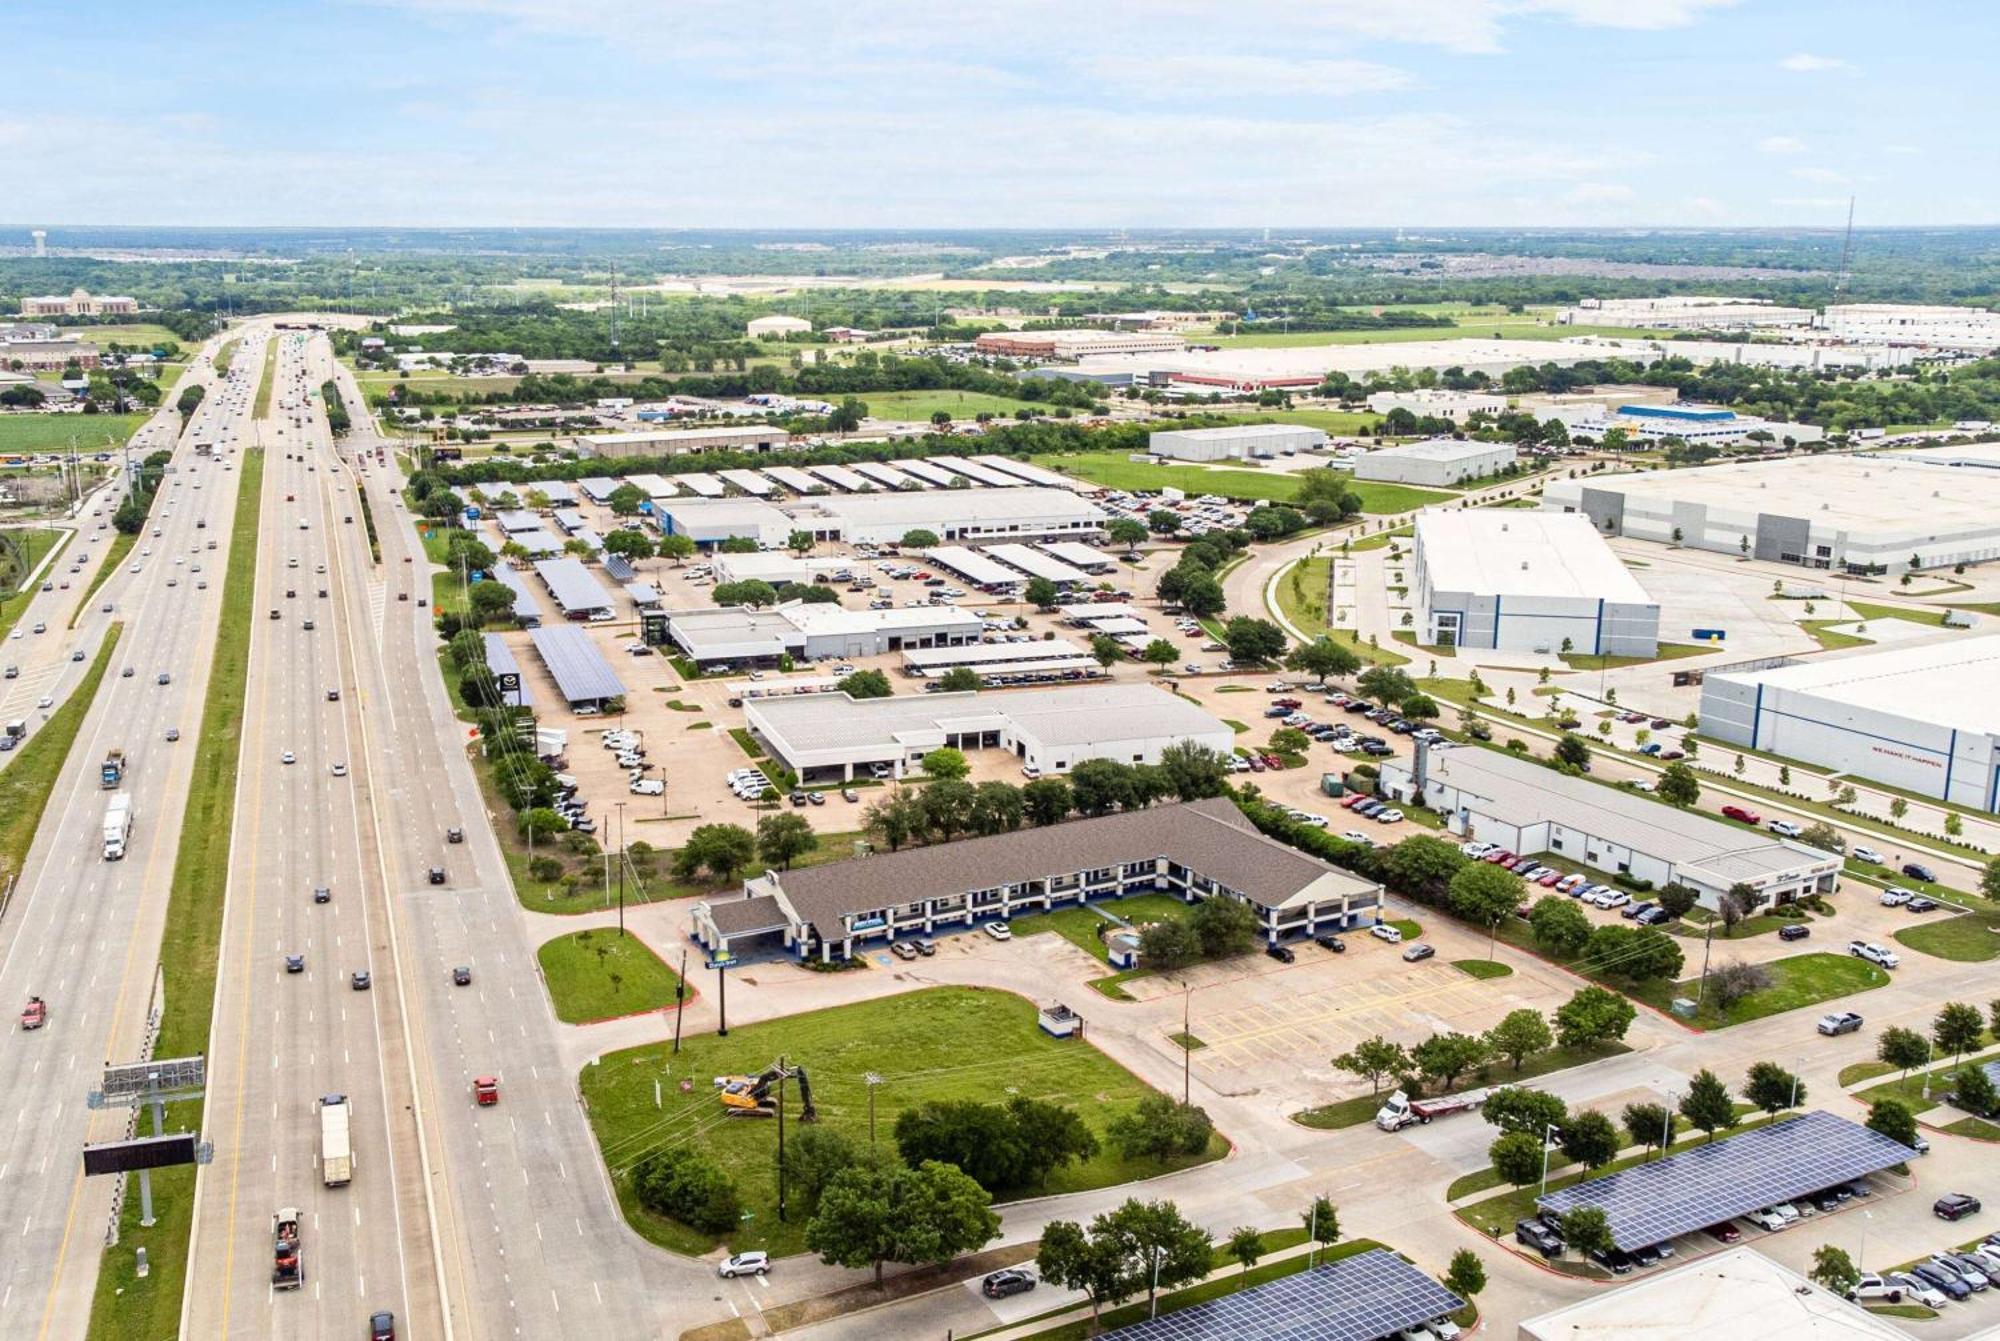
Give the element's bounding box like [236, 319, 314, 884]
[1413, 511, 1659, 657]
[788, 487, 1107, 545]
[1700, 634, 2000, 812]
[1147, 424, 1326, 461]
[1352, 437, 1516, 487]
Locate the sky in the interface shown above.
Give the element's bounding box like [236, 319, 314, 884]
[6, 0, 1993, 229]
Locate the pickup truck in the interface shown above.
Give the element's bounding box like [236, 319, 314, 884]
[1375, 1088, 1486, 1131]
[272, 1208, 303, 1289]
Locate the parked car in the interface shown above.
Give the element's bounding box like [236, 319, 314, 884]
[1906, 896, 1939, 913]
[1903, 862, 1938, 883]
[1514, 1219, 1564, 1258]
[1315, 935, 1346, 953]
[1879, 886, 1915, 907]
[1767, 819, 1803, 837]
[983, 922, 1012, 942]
[1817, 1011, 1864, 1036]
[1401, 943, 1435, 962]
[1845, 1274, 1906, 1303]
[1851, 846, 1885, 865]
[1887, 1271, 1948, 1309]
[1370, 924, 1403, 944]
[981, 1268, 1036, 1299]
[1266, 944, 1296, 964]
[1936, 1193, 1983, 1222]
[889, 941, 919, 961]
[1908, 1261, 1971, 1301]
[1848, 940, 1900, 969]
[718, 1252, 769, 1278]
[1747, 1207, 1792, 1232]
[1701, 1223, 1742, 1244]
[1778, 923, 1811, 942]
[1720, 805, 1761, 824]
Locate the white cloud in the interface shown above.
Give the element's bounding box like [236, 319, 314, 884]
[1791, 166, 1849, 185]
[1084, 54, 1415, 97]
[1757, 135, 1805, 154]
[1771, 196, 1846, 211]
[1780, 52, 1850, 71]
[1682, 196, 1729, 220]
[1514, 0, 1738, 29]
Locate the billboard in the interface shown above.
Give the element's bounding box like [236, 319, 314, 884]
[82, 1133, 199, 1176]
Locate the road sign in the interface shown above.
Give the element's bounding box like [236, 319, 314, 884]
[495, 672, 521, 693]
[83, 1133, 199, 1176]
[99, 1056, 206, 1103]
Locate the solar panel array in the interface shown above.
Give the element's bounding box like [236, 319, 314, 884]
[1537, 1110, 1915, 1251]
[527, 625, 627, 705]
[1105, 1249, 1462, 1341]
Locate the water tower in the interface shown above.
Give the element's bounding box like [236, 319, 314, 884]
[31, 230, 47, 257]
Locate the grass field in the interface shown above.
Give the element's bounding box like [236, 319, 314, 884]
[1455, 959, 1513, 980]
[0, 413, 149, 455]
[0, 526, 72, 641]
[252, 339, 277, 418]
[1204, 311, 1664, 349]
[857, 389, 1040, 421]
[1848, 599, 1953, 628]
[536, 928, 685, 1023]
[1028, 450, 1450, 513]
[61, 323, 184, 350]
[579, 986, 1226, 1257]
[0, 623, 120, 889]
[1558, 642, 1710, 672]
[1243, 409, 1379, 435]
[1855, 1046, 2000, 1113]
[1895, 913, 2000, 962]
[1629, 952, 1888, 1028]
[1273, 556, 1332, 638]
[1011, 892, 1193, 964]
[87, 447, 261, 1339]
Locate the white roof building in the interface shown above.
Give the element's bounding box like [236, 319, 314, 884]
[747, 314, 813, 338]
[656, 497, 796, 547]
[662, 602, 981, 668]
[1149, 423, 1327, 462]
[792, 487, 1107, 545]
[1352, 437, 1516, 487]
[1413, 511, 1658, 656]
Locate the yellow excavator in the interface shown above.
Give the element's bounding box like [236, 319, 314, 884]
[717, 1062, 818, 1120]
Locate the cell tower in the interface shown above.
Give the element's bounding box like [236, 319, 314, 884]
[31, 229, 47, 257]
[1833, 197, 1855, 298]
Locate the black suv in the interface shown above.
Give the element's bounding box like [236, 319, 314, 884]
[1515, 1219, 1564, 1258]
[1315, 934, 1346, 953]
[427, 866, 446, 885]
[1265, 943, 1296, 964]
[981, 1268, 1036, 1299]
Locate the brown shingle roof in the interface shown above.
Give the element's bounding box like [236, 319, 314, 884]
[772, 796, 1376, 942]
[703, 893, 790, 936]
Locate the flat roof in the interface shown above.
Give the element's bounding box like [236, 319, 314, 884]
[718, 469, 775, 496]
[626, 472, 678, 497]
[807, 464, 869, 491]
[779, 602, 982, 637]
[523, 481, 576, 504]
[984, 543, 1089, 584]
[660, 497, 792, 526]
[943, 458, 1021, 487]
[480, 633, 535, 707]
[897, 459, 961, 487]
[806, 487, 1105, 528]
[1562, 454, 2000, 535]
[531, 557, 615, 614]
[1060, 602, 1142, 621]
[526, 625, 627, 704]
[1106, 1249, 1461, 1341]
[970, 454, 1073, 488]
[494, 509, 541, 533]
[1040, 541, 1115, 569]
[923, 546, 1024, 587]
[1151, 423, 1325, 442]
[761, 465, 822, 493]
[1536, 1111, 1913, 1253]
[1521, 1246, 1910, 1341]
[676, 472, 725, 497]
[1364, 436, 1508, 462]
[852, 462, 919, 489]
[751, 681, 1226, 755]
[1708, 631, 2000, 737]
[1416, 511, 1654, 604]
[903, 639, 1088, 668]
[576, 476, 619, 500]
[918, 658, 1102, 679]
[579, 425, 779, 447]
[665, 607, 795, 657]
[509, 528, 564, 556]
[1409, 746, 1836, 890]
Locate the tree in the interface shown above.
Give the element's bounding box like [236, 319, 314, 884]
[968, 780, 1024, 836]
[1561, 1207, 1614, 1259]
[1400, 693, 1439, 723]
[1484, 1009, 1553, 1072]
[632, 1147, 742, 1234]
[1270, 727, 1310, 756]
[1357, 666, 1416, 706]
[1022, 777, 1074, 826]
[756, 812, 817, 869]
[1222, 617, 1287, 666]
[601, 528, 654, 563]
[1022, 575, 1060, 610]
[918, 778, 977, 842]
[606, 482, 646, 516]
[517, 806, 567, 842]
[899, 528, 939, 549]
[1109, 1200, 1214, 1316]
[1552, 733, 1592, 771]
[1332, 1036, 1410, 1096]
[1411, 1032, 1490, 1092]
[1622, 1101, 1674, 1158]
[1449, 863, 1524, 954]
[1877, 1025, 1930, 1083]
[1559, 1109, 1621, 1170]
[806, 1159, 999, 1288]
[1555, 986, 1636, 1049]
[1529, 896, 1592, 958]
[1178, 573, 1225, 618]
[837, 668, 893, 699]
[1581, 924, 1683, 983]
[1006, 1097, 1100, 1187]
[713, 579, 778, 608]
[786, 529, 816, 556]
[1933, 1001, 1985, 1068]
[1300, 1195, 1340, 1254]
[1982, 856, 2000, 902]
[1951, 1064, 1998, 1118]
[1678, 1068, 1736, 1142]
[1147, 508, 1181, 535]
[1089, 633, 1126, 670]
[1743, 1060, 1804, 1117]
[468, 579, 519, 623]
[1865, 1096, 1920, 1151]
[657, 532, 697, 565]
[1483, 1086, 1568, 1137]
[1188, 896, 1259, 959]
[1708, 959, 1774, 1010]
[1139, 919, 1202, 971]
[778, 1125, 877, 1217]
[1107, 1095, 1213, 1162]
[1140, 638, 1179, 672]
[827, 397, 866, 432]
[864, 790, 926, 851]
[1655, 882, 1699, 920]
[1108, 518, 1149, 553]
[1295, 469, 1364, 525]
[1069, 759, 1138, 816]
[1037, 1218, 1136, 1329]
[1810, 1245, 1861, 1297]
[1225, 1226, 1264, 1283]
[1717, 883, 1759, 935]
[1489, 1130, 1547, 1187]
[673, 823, 758, 884]
[938, 666, 980, 694]
[1285, 637, 1361, 685]
[1444, 1249, 1487, 1303]
[1655, 763, 1700, 809]
[1374, 835, 1466, 904]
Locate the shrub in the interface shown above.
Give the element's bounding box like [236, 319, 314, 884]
[631, 1147, 741, 1234]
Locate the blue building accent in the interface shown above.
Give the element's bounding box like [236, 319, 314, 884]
[1593, 598, 1605, 656]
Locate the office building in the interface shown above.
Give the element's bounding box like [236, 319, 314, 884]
[660, 602, 981, 670]
[654, 497, 796, 548]
[789, 487, 1107, 545]
[1365, 390, 1507, 422]
[974, 330, 1188, 359]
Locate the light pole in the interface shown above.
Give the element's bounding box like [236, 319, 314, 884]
[864, 1072, 883, 1147]
[1790, 1056, 1805, 1112]
[1539, 1120, 1561, 1196]
[1858, 1209, 1872, 1274]
[1661, 1093, 1676, 1159]
[616, 801, 628, 936]
[1923, 1038, 1936, 1101]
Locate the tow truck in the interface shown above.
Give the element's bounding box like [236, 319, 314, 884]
[21, 996, 46, 1030]
[272, 1208, 303, 1289]
[1374, 1087, 1486, 1132]
[473, 1076, 499, 1107]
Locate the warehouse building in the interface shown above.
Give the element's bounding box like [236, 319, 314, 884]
[746, 680, 1232, 783]
[662, 602, 981, 670]
[1378, 744, 1840, 910]
[1700, 634, 2000, 811]
[794, 487, 1107, 545]
[530, 557, 616, 621]
[746, 314, 812, 338]
[1412, 511, 1659, 656]
[577, 425, 791, 458]
[710, 552, 854, 586]
[974, 329, 1187, 359]
[654, 497, 795, 547]
[1543, 455, 2000, 571]
[1148, 423, 1326, 462]
[693, 794, 1383, 963]
[1352, 437, 1516, 487]
[1364, 389, 1506, 421]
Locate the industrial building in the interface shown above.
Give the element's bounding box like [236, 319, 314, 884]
[1378, 744, 1841, 910]
[791, 487, 1107, 545]
[1700, 634, 2000, 811]
[1364, 389, 1507, 421]
[16, 288, 139, 317]
[1546, 402, 1825, 448]
[1817, 302, 2000, 351]
[1147, 424, 1327, 462]
[1558, 296, 1817, 331]
[973, 329, 1187, 359]
[1352, 438, 1515, 487]
[746, 680, 1232, 782]
[576, 425, 791, 458]
[746, 314, 812, 338]
[660, 602, 981, 669]
[709, 552, 853, 587]
[692, 794, 1383, 964]
[1521, 1246, 1908, 1341]
[530, 558, 616, 621]
[1542, 454, 2000, 571]
[900, 640, 1103, 684]
[1412, 511, 1659, 656]
[654, 497, 795, 547]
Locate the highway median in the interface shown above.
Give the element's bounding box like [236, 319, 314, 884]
[0, 622, 122, 891]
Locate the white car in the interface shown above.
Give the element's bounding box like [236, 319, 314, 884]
[1341, 830, 1374, 846]
[630, 779, 665, 796]
[1767, 819, 1803, 838]
[281, 751, 296, 764]
[1851, 846, 1885, 865]
[1848, 940, 1900, 969]
[1888, 1272, 1948, 1309]
[1370, 923, 1403, 944]
[1460, 841, 1494, 859]
[1846, 1273, 1908, 1303]
[1021, 764, 1042, 780]
[1373, 808, 1404, 824]
[983, 921, 1012, 942]
[1593, 890, 1632, 910]
[1878, 887, 1915, 907]
[331, 762, 347, 777]
[1747, 1207, 1792, 1232]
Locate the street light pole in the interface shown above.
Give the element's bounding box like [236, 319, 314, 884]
[864, 1072, 882, 1148]
[1540, 1120, 1560, 1196]
[616, 800, 628, 936]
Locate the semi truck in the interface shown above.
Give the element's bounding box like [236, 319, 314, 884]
[102, 794, 133, 861]
[1374, 1088, 1486, 1132]
[319, 1094, 352, 1186]
[271, 1208, 303, 1289]
[101, 748, 126, 789]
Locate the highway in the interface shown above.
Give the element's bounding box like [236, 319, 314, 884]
[0, 329, 268, 1339]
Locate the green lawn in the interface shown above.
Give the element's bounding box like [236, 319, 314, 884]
[62, 323, 185, 351]
[1854, 1046, 2000, 1113]
[581, 986, 1226, 1256]
[858, 390, 1039, 421]
[1839, 1060, 1897, 1086]
[88, 447, 262, 1339]
[1294, 1041, 1632, 1131]
[1026, 450, 1450, 513]
[1848, 599, 1952, 627]
[1240, 409, 1379, 434]
[0, 623, 121, 888]
[1455, 959, 1513, 980]
[1558, 642, 1711, 672]
[1389, 918, 1422, 939]
[1011, 893, 1192, 964]
[1896, 913, 2000, 961]
[536, 928, 686, 1023]
[252, 339, 278, 419]
[0, 526, 72, 642]
[0, 413, 150, 455]
[1628, 952, 1888, 1028]
[1801, 619, 1873, 651]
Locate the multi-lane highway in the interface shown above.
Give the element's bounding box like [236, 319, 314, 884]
[0, 329, 268, 1338]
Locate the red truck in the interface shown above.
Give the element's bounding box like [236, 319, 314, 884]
[473, 1076, 499, 1107]
[21, 997, 45, 1030]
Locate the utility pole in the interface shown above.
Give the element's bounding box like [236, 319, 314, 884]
[672, 949, 688, 1054]
[775, 1055, 788, 1221]
[1694, 916, 1717, 1006]
[716, 959, 728, 1037]
[1181, 983, 1192, 1105]
[864, 1072, 882, 1147]
[616, 800, 628, 936]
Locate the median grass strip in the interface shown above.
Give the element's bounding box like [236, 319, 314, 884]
[1853, 1044, 2000, 1117]
[536, 927, 685, 1023]
[1896, 913, 2000, 962]
[0, 525, 74, 641]
[72, 530, 137, 628]
[1454, 959, 1513, 980]
[87, 447, 262, 1340]
[580, 986, 1226, 1257]
[1293, 1041, 1630, 1131]
[0, 623, 122, 888]
[251, 340, 277, 419]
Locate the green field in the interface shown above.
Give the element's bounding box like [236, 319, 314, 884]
[1204, 309, 1665, 349]
[1631, 952, 1888, 1028]
[1895, 913, 2000, 962]
[1252, 409, 1380, 434]
[536, 928, 686, 1023]
[1028, 450, 1450, 513]
[60, 323, 185, 350]
[0, 526, 72, 640]
[0, 623, 121, 889]
[857, 389, 1040, 421]
[580, 986, 1226, 1256]
[1011, 892, 1194, 963]
[0, 413, 149, 455]
[1847, 599, 1952, 628]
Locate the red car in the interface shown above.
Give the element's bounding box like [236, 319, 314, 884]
[1261, 754, 1283, 770]
[1485, 849, 1514, 864]
[1341, 794, 1368, 809]
[1537, 870, 1563, 886]
[1703, 1223, 1742, 1244]
[473, 1076, 499, 1107]
[21, 997, 46, 1030]
[1720, 805, 1762, 825]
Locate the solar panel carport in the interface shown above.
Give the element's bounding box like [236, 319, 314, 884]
[1535, 1110, 1914, 1252]
[1105, 1249, 1462, 1341]
[526, 625, 627, 708]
